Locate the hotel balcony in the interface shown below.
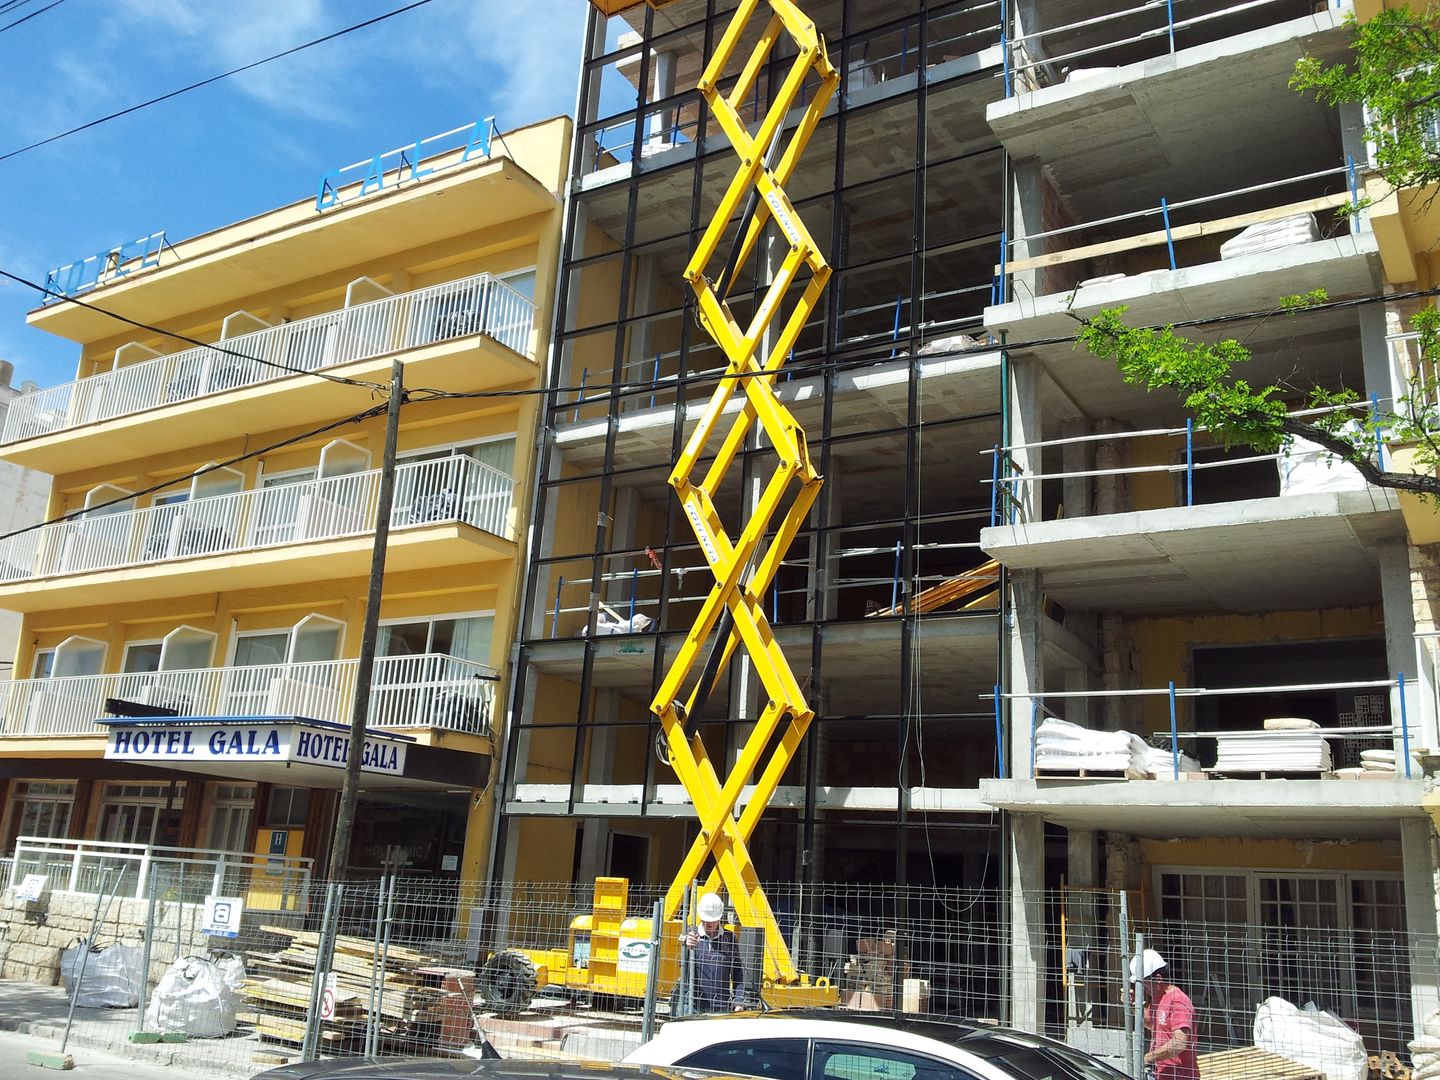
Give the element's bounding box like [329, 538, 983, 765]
[0, 455, 515, 611]
[1, 272, 536, 474]
[0, 653, 497, 738]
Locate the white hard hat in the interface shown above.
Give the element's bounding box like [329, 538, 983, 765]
[697, 892, 724, 922]
[1129, 948, 1167, 983]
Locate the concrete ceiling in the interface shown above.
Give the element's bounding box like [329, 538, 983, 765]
[981, 488, 1405, 615]
[981, 776, 1424, 840]
[986, 238, 1383, 428]
[523, 613, 999, 716]
[986, 9, 1353, 221]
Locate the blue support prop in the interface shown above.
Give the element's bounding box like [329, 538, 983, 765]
[1168, 681, 1180, 780]
[991, 446, 1001, 526]
[1371, 392, 1385, 468]
[1030, 699, 1038, 778]
[1185, 419, 1195, 506]
[629, 567, 638, 627]
[890, 296, 904, 358]
[1399, 673, 1412, 779]
[1161, 198, 1177, 270]
[994, 685, 1006, 779]
[650, 355, 661, 408]
[573, 368, 589, 422]
[772, 581, 779, 625]
[997, 231, 1008, 304]
[1000, 0, 1012, 97]
[552, 576, 564, 639]
[1166, 0, 1176, 51]
[1346, 154, 1360, 234]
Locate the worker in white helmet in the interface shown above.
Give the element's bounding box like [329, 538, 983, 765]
[680, 891, 745, 1013]
[1130, 949, 1198, 1080]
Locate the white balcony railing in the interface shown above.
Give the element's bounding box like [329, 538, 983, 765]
[1388, 330, 1435, 415]
[8, 836, 312, 908]
[0, 454, 514, 584]
[0, 653, 497, 737]
[3, 272, 535, 444]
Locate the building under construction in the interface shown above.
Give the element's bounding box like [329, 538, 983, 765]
[496, 0, 1440, 1040]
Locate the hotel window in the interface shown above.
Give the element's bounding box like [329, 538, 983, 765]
[97, 782, 184, 847]
[207, 783, 256, 853]
[7, 781, 75, 847]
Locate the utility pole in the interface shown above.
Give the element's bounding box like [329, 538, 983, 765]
[313, 358, 404, 976]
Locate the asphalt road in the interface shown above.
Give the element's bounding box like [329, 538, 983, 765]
[0, 1027, 228, 1080]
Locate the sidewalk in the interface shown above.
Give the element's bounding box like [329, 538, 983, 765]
[0, 980, 258, 1076]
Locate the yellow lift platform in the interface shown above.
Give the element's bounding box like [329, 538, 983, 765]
[478, 0, 840, 1014]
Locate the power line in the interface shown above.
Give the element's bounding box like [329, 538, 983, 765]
[0, 0, 443, 164]
[0, 0, 60, 34]
[0, 268, 387, 392]
[2, 283, 1432, 544]
[405, 284, 1440, 409]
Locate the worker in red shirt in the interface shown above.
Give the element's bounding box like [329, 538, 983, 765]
[1131, 949, 1199, 1080]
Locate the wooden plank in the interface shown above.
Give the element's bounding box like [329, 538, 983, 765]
[997, 192, 1353, 276]
[1199, 1046, 1324, 1080]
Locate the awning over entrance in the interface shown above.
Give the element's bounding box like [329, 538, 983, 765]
[98, 716, 488, 791]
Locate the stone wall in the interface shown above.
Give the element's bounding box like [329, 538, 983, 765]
[0, 888, 211, 986]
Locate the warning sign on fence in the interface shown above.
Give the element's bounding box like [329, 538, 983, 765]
[201, 895, 244, 938]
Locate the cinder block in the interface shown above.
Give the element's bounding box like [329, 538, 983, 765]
[24, 1051, 74, 1070]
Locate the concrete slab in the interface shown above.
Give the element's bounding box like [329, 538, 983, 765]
[981, 488, 1404, 614]
[980, 775, 1425, 839]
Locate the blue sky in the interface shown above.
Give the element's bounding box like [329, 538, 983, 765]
[0, 0, 590, 391]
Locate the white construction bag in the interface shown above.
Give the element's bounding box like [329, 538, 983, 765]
[60, 937, 144, 1008]
[1254, 996, 1367, 1080]
[145, 953, 246, 1037]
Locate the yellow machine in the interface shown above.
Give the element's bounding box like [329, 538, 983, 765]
[479, 0, 840, 1014]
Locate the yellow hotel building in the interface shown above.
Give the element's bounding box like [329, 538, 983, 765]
[0, 115, 571, 883]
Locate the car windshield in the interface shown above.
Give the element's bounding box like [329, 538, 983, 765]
[957, 1035, 1130, 1080]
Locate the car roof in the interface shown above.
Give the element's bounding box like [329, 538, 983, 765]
[255, 1059, 760, 1080]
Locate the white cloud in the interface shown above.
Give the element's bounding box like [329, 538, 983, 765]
[462, 2, 588, 128]
[109, 0, 350, 123]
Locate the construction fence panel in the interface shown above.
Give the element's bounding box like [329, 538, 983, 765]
[5, 875, 1436, 1078]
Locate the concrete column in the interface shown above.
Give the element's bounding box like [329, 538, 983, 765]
[1010, 161, 1047, 310]
[1379, 539, 1423, 756]
[809, 457, 842, 622]
[1060, 419, 1093, 520]
[646, 49, 677, 148]
[1007, 354, 1043, 524]
[606, 487, 641, 609]
[1066, 829, 1101, 1027]
[576, 689, 621, 882]
[1358, 298, 1396, 410]
[1009, 812, 1046, 1031]
[1009, 570, 1044, 779]
[1399, 817, 1440, 1037]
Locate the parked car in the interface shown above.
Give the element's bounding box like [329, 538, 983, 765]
[624, 1009, 1132, 1080]
[252, 1060, 749, 1080]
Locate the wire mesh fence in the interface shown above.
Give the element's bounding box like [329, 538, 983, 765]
[4, 871, 1434, 1078]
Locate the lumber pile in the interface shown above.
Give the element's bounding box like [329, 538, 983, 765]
[238, 925, 457, 1055]
[867, 559, 999, 618]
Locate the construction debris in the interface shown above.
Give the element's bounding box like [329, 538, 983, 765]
[239, 924, 466, 1058]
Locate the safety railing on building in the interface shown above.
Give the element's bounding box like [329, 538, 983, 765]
[0, 653, 497, 737]
[985, 402, 1380, 527]
[7, 836, 312, 906]
[994, 163, 1361, 306]
[1001, 0, 1342, 98]
[995, 674, 1422, 780]
[585, 12, 1002, 173]
[7, 874, 1429, 1076]
[1, 272, 535, 445]
[0, 455, 515, 585]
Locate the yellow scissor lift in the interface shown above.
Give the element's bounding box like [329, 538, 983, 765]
[476, 0, 842, 1016]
